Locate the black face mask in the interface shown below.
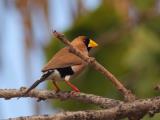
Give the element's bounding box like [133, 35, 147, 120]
[84, 37, 91, 51]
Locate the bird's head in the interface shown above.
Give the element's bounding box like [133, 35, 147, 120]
[71, 36, 98, 51]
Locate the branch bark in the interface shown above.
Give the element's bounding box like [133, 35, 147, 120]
[10, 96, 160, 120]
[0, 88, 122, 109]
[52, 31, 135, 102]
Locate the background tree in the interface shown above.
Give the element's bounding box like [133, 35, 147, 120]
[45, 1, 160, 120]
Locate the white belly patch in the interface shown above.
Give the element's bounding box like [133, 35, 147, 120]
[46, 70, 63, 81]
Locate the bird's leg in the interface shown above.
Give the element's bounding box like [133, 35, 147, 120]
[52, 81, 60, 92]
[64, 80, 80, 92]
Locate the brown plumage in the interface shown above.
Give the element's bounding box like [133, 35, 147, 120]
[21, 36, 98, 96]
[42, 36, 89, 72]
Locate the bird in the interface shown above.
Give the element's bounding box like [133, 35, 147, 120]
[21, 36, 98, 96]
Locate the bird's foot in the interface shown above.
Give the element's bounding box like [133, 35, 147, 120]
[69, 90, 80, 96]
[72, 87, 80, 93]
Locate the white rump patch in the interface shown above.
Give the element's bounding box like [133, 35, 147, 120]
[65, 75, 70, 81]
[46, 69, 62, 81]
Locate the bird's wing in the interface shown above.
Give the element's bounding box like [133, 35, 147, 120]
[42, 47, 84, 72]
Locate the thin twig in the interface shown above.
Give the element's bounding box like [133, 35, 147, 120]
[52, 31, 136, 102]
[10, 96, 160, 120]
[0, 88, 122, 109]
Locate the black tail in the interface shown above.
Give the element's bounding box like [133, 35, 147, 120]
[19, 70, 53, 98]
[22, 78, 46, 96]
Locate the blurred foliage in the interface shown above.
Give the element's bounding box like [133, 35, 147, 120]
[45, 0, 160, 119]
[133, 0, 155, 11]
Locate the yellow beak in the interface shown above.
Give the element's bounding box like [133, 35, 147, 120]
[88, 39, 98, 48]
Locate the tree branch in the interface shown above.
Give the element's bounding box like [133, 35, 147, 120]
[52, 31, 135, 102]
[10, 96, 160, 120]
[0, 88, 122, 109]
